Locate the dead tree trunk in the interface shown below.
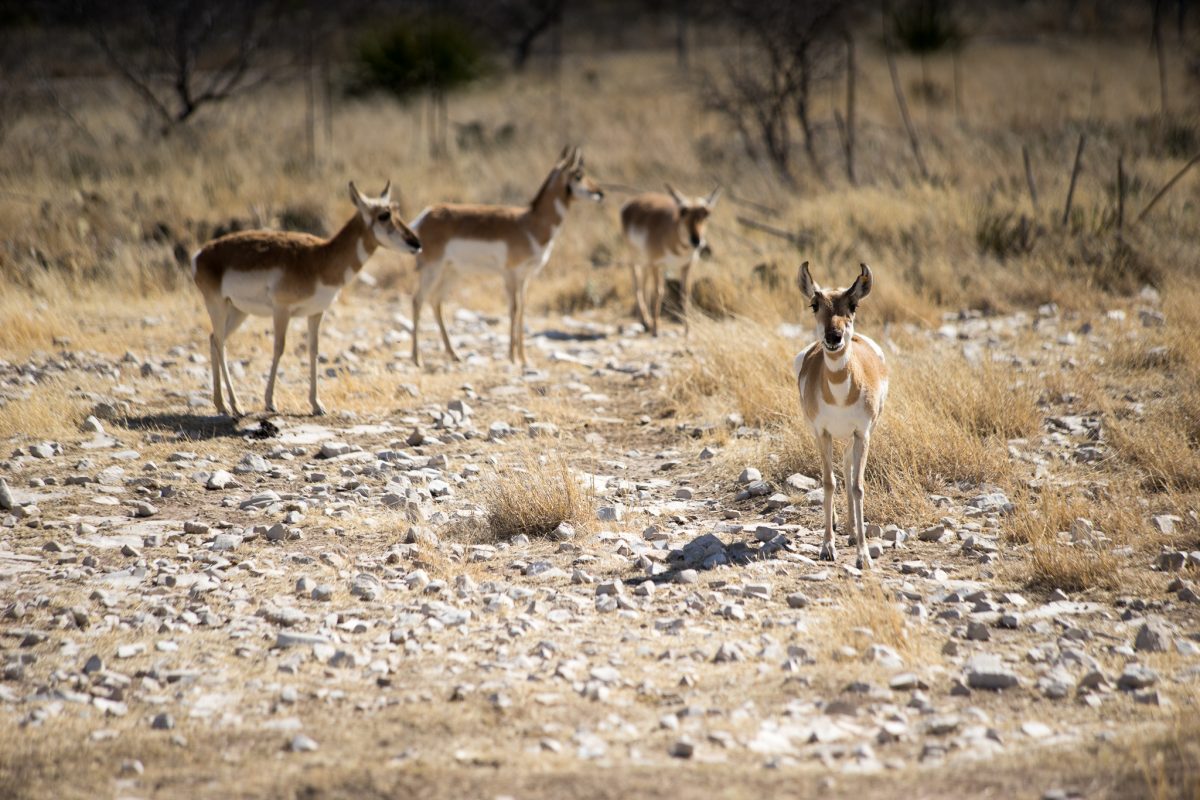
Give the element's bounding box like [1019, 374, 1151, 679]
[1062, 133, 1086, 227]
[844, 30, 857, 184]
[886, 46, 928, 180]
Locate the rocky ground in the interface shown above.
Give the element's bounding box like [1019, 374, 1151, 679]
[0, 296, 1197, 800]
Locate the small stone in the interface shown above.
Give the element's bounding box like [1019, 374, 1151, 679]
[669, 739, 695, 759]
[0, 478, 12, 510]
[1134, 618, 1173, 653]
[132, 501, 158, 518]
[288, 734, 319, 752]
[319, 441, 354, 458]
[786, 592, 810, 609]
[966, 654, 1020, 690]
[738, 467, 762, 484]
[311, 584, 333, 601]
[966, 621, 991, 641]
[1021, 721, 1052, 739]
[551, 522, 576, 541]
[597, 505, 624, 522]
[1117, 665, 1158, 691]
[1151, 515, 1180, 534]
[83, 654, 103, 674]
[676, 569, 698, 585]
[205, 470, 235, 490]
[151, 712, 175, 730]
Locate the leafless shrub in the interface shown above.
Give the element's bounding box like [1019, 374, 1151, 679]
[701, 0, 848, 183]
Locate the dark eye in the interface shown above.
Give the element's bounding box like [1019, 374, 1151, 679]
[810, 302, 819, 313]
[848, 303, 857, 314]
[378, 211, 391, 222]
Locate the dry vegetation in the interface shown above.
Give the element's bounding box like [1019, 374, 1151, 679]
[2, 6, 1200, 799]
[477, 450, 595, 540]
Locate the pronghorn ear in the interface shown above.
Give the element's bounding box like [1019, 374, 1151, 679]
[558, 144, 571, 163]
[665, 183, 686, 207]
[348, 181, 364, 207]
[379, 181, 392, 203]
[797, 261, 818, 300]
[847, 263, 873, 301]
[570, 146, 582, 167]
[705, 186, 722, 208]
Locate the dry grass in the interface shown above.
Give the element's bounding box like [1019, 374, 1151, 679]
[826, 578, 938, 666]
[0, 378, 92, 440]
[1003, 488, 1126, 593]
[478, 450, 595, 541]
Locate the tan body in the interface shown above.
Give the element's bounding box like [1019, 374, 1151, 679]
[408, 147, 603, 366]
[620, 185, 718, 336]
[791, 262, 889, 570]
[192, 183, 420, 417]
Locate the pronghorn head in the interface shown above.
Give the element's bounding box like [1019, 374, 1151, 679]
[557, 146, 604, 204]
[797, 262, 873, 354]
[349, 181, 422, 254]
[666, 184, 721, 256]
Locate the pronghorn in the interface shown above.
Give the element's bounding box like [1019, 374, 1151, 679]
[407, 146, 603, 367]
[620, 184, 720, 336]
[192, 182, 421, 418]
[792, 262, 889, 570]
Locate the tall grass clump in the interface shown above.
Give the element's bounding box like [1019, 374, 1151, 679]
[479, 452, 594, 541]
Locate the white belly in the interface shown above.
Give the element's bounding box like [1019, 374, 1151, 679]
[444, 238, 508, 274]
[290, 281, 342, 317]
[222, 268, 282, 317]
[810, 397, 875, 441]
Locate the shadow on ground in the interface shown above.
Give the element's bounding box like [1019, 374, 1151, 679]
[115, 413, 277, 442]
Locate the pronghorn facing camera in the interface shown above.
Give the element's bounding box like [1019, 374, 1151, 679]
[620, 184, 719, 336]
[407, 146, 604, 367]
[192, 182, 421, 417]
[792, 262, 889, 570]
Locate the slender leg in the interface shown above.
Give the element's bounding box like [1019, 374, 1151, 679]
[508, 275, 523, 362]
[852, 432, 872, 570]
[209, 333, 225, 414]
[843, 441, 857, 546]
[515, 278, 530, 365]
[412, 260, 436, 367]
[818, 431, 838, 562]
[264, 308, 290, 413]
[630, 262, 650, 329]
[650, 264, 666, 337]
[680, 257, 694, 338]
[432, 297, 460, 362]
[204, 300, 228, 414]
[217, 303, 248, 417]
[307, 312, 325, 416]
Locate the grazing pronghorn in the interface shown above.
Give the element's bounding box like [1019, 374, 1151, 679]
[792, 262, 889, 570]
[407, 146, 604, 366]
[192, 182, 421, 417]
[620, 184, 720, 336]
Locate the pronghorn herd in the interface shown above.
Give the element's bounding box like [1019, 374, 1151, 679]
[190, 147, 889, 568]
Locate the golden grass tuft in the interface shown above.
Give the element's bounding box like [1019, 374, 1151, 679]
[0, 379, 91, 441]
[1003, 488, 1123, 592]
[479, 451, 595, 541]
[823, 579, 939, 672]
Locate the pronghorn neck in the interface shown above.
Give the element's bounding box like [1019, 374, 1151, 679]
[822, 340, 852, 373]
[323, 211, 376, 278]
[526, 168, 569, 243]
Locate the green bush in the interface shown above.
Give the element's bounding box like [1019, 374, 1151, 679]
[357, 18, 487, 98]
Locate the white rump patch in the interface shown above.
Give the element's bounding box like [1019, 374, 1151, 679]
[222, 268, 283, 317]
[625, 226, 648, 256]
